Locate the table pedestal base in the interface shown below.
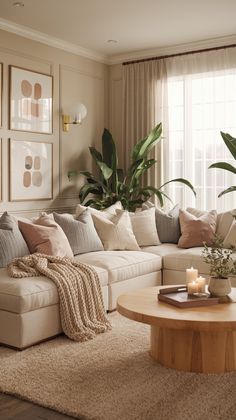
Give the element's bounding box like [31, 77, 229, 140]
[150, 325, 236, 373]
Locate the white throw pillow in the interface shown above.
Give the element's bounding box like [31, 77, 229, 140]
[76, 201, 123, 220]
[92, 210, 140, 251]
[223, 220, 236, 248]
[128, 207, 161, 246]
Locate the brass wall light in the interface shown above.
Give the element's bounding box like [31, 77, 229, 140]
[62, 103, 87, 132]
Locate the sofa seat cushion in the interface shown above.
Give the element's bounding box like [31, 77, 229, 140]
[163, 247, 219, 274]
[0, 265, 108, 314]
[76, 251, 162, 284]
[141, 244, 179, 258]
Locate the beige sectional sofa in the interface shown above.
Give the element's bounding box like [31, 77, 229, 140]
[0, 209, 235, 349]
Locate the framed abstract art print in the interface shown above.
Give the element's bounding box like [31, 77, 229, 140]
[9, 66, 53, 134]
[9, 139, 53, 201]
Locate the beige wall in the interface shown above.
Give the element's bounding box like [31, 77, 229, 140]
[0, 29, 109, 218]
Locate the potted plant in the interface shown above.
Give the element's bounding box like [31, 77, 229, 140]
[68, 123, 196, 211]
[202, 235, 236, 297]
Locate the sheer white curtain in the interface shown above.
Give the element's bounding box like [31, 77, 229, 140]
[122, 60, 167, 188]
[163, 48, 236, 211]
[122, 48, 236, 211]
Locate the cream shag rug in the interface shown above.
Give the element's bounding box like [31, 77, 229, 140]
[0, 313, 236, 420]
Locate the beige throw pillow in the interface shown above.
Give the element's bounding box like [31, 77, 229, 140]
[19, 214, 73, 258]
[178, 209, 217, 248]
[76, 201, 123, 220]
[129, 207, 161, 246]
[223, 220, 236, 248]
[92, 210, 140, 251]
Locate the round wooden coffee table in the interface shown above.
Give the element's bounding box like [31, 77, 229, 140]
[117, 286, 236, 373]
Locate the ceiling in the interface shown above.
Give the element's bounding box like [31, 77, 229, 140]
[0, 0, 236, 62]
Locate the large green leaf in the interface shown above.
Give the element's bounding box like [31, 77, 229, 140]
[96, 161, 113, 180]
[79, 183, 103, 203]
[218, 186, 236, 198]
[136, 123, 162, 160]
[102, 129, 117, 168]
[160, 178, 196, 196]
[220, 132, 236, 160]
[89, 147, 103, 163]
[132, 123, 162, 161]
[209, 162, 236, 175]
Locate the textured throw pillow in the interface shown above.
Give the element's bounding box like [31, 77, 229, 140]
[19, 214, 73, 257]
[143, 202, 181, 244]
[178, 209, 217, 248]
[129, 207, 161, 246]
[53, 210, 103, 255]
[76, 201, 123, 220]
[92, 210, 140, 251]
[0, 212, 29, 267]
[223, 220, 236, 248]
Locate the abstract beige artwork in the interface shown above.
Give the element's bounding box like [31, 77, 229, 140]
[10, 140, 53, 201]
[9, 66, 53, 134]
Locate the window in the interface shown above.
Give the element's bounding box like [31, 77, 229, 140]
[165, 70, 236, 211]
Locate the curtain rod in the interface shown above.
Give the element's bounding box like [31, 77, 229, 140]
[122, 43, 236, 66]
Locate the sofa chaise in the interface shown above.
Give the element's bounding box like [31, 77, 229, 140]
[0, 209, 235, 349]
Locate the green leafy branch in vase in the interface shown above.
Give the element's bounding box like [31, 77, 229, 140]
[202, 235, 236, 279]
[68, 123, 196, 211]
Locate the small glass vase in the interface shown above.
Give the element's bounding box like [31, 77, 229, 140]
[208, 277, 231, 297]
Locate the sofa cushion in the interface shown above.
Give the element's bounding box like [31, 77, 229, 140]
[143, 203, 181, 244]
[92, 211, 140, 251]
[0, 265, 108, 314]
[141, 244, 179, 258]
[76, 251, 162, 284]
[163, 247, 213, 274]
[53, 211, 103, 255]
[187, 208, 234, 239]
[178, 209, 217, 248]
[0, 212, 29, 268]
[223, 220, 236, 248]
[129, 207, 161, 246]
[76, 201, 123, 219]
[19, 214, 73, 258]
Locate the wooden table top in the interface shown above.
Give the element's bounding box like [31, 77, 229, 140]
[117, 286, 236, 332]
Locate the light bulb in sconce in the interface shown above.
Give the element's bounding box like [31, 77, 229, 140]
[62, 103, 87, 132]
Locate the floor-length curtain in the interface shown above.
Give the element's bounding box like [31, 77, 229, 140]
[164, 48, 236, 211]
[122, 60, 167, 189]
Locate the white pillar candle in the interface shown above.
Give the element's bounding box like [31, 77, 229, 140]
[186, 267, 198, 285]
[187, 280, 198, 295]
[196, 276, 206, 293]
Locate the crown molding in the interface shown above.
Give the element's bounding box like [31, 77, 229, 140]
[108, 34, 236, 65]
[0, 18, 109, 64]
[0, 18, 235, 67]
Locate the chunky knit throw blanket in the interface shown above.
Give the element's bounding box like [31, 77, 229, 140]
[7, 254, 111, 342]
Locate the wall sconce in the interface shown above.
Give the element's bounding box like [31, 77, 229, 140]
[62, 103, 87, 132]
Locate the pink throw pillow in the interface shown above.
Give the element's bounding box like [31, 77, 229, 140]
[178, 209, 217, 248]
[18, 214, 73, 258]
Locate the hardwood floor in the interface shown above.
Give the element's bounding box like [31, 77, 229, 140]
[0, 393, 78, 420]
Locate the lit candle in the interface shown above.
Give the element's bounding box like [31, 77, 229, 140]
[186, 267, 198, 285]
[196, 276, 206, 293]
[187, 280, 199, 295]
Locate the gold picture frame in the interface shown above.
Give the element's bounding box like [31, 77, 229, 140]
[9, 65, 53, 134]
[9, 139, 53, 201]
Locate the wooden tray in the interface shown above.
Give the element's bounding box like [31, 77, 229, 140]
[158, 286, 219, 308]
